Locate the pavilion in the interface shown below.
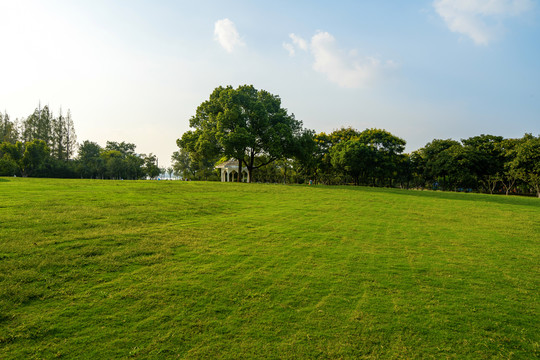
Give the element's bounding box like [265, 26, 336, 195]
[216, 160, 249, 182]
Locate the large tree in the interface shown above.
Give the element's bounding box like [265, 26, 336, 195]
[178, 85, 305, 182]
[0, 112, 19, 144]
[326, 128, 406, 186]
[512, 134, 540, 197]
[171, 148, 217, 180]
[330, 140, 375, 185]
[420, 139, 465, 190]
[358, 128, 406, 185]
[21, 140, 51, 177]
[499, 137, 522, 195]
[22, 105, 53, 145]
[294, 127, 362, 185]
[51, 109, 77, 161]
[0, 141, 23, 176]
[18, 104, 77, 162]
[143, 153, 161, 179]
[461, 134, 505, 194]
[77, 141, 104, 179]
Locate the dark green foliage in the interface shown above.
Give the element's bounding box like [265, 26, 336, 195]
[178, 85, 305, 182]
[77, 140, 104, 178]
[0, 104, 79, 178]
[0, 136, 157, 180]
[512, 135, 540, 197]
[0, 112, 19, 143]
[50, 109, 77, 161]
[21, 140, 51, 177]
[0, 156, 19, 176]
[76, 141, 150, 180]
[461, 134, 505, 193]
[0, 104, 161, 180]
[21, 105, 53, 144]
[143, 154, 160, 179]
[296, 127, 406, 186]
[412, 134, 540, 196]
[171, 148, 218, 180]
[176, 100, 540, 194]
[0, 140, 79, 178]
[330, 140, 375, 185]
[105, 141, 136, 156]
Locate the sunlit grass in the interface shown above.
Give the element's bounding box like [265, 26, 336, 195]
[1, 178, 538, 359]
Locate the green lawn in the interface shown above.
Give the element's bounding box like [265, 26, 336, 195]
[0, 178, 538, 359]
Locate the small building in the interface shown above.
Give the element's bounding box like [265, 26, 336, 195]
[216, 159, 249, 182]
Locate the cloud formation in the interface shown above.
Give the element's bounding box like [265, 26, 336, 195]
[433, 0, 534, 45]
[214, 18, 244, 53]
[284, 31, 394, 88]
[282, 42, 295, 57]
[283, 33, 309, 57]
[289, 33, 308, 51]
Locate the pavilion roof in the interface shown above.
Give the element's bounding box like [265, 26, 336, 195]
[215, 159, 240, 169]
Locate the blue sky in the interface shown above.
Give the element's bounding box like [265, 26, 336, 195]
[1, 0, 539, 167]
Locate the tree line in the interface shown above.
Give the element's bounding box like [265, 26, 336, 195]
[174, 85, 540, 197]
[0, 105, 160, 179]
[2, 95, 538, 196]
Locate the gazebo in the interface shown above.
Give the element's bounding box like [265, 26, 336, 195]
[216, 160, 249, 182]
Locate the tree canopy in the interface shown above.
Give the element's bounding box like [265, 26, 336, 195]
[178, 85, 306, 182]
[173, 86, 540, 197]
[2, 99, 539, 197]
[0, 105, 162, 180]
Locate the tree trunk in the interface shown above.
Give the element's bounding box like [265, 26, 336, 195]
[237, 158, 242, 183]
[245, 160, 252, 183]
[248, 151, 255, 183]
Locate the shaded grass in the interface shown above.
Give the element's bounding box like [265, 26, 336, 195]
[0, 178, 538, 359]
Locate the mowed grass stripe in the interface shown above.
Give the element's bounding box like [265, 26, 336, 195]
[0, 177, 538, 359]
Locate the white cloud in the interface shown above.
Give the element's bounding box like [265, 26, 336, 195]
[284, 31, 394, 88]
[283, 33, 308, 57]
[214, 18, 244, 53]
[310, 31, 386, 88]
[283, 42, 295, 56]
[433, 0, 534, 45]
[289, 33, 308, 51]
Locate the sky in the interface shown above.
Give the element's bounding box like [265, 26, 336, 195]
[1, 0, 539, 167]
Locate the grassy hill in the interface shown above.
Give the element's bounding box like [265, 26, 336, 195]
[1, 178, 538, 359]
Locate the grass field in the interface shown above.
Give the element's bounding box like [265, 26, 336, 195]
[0, 178, 538, 359]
